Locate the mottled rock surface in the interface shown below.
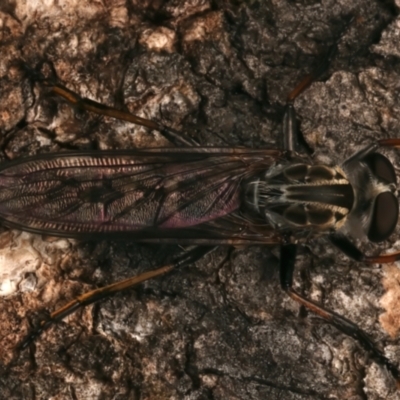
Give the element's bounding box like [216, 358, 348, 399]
[1, 1, 400, 399]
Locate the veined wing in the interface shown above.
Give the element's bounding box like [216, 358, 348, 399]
[136, 213, 284, 245]
[0, 147, 282, 242]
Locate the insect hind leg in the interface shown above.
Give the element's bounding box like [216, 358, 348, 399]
[280, 244, 400, 386]
[50, 84, 200, 147]
[27, 60, 199, 148]
[16, 246, 215, 353]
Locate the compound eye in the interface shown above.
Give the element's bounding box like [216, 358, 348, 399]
[363, 153, 396, 184]
[368, 192, 399, 242]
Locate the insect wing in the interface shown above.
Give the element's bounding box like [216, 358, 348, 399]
[0, 148, 282, 244]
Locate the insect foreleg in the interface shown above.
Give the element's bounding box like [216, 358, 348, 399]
[280, 244, 400, 385]
[329, 234, 400, 264]
[378, 138, 400, 150]
[18, 246, 216, 351]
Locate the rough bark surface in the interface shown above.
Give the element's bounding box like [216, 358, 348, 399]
[1, 1, 400, 399]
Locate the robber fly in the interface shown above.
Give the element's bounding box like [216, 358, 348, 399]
[6, 18, 400, 386]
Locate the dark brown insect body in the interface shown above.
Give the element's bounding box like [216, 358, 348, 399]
[0, 144, 396, 248]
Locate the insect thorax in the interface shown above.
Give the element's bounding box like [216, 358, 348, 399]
[244, 163, 354, 233]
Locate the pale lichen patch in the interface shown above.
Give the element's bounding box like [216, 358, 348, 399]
[380, 264, 400, 338]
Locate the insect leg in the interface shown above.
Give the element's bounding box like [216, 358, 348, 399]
[280, 243, 400, 385]
[18, 245, 215, 350]
[379, 138, 400, 149]
[329, 234, 400, 264]
[48, 83, 199, 147]
[282, 15, 355, 153]
[345, 137, 400, 162]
